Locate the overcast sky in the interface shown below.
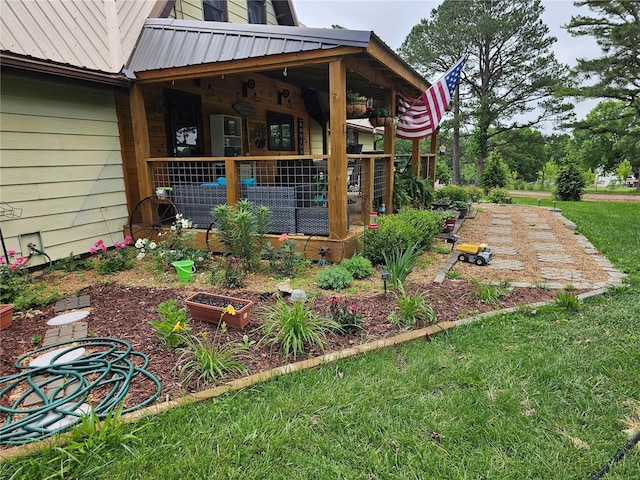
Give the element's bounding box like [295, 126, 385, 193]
[294, 0, 601, 125]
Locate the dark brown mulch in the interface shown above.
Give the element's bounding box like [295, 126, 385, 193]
[0, 279, 562, 418]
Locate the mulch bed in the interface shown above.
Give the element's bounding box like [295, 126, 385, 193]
[1, 279, 562, 419]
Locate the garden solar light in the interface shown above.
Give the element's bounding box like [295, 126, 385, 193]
[381, 270, 389, 294]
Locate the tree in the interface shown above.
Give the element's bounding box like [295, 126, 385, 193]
[567, 101, 640, 174]
[399, 0, 573, 183]
[480, 151, 509, 193]
[616, 159, 633, 185]
[493, 128, 547, 182]
[565, 1, 640, 117]
[565, 1, 640, 190]
[555, 160, 586, 201]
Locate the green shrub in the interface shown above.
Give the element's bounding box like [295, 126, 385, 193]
[317, 265, 353, 290]
[261, 300, 339, 358]
[435, 185, 469, 203]
[340, 254, 373, 279]
[261, 234, 306, 278]
[555, 161, 586, 201]
[465, 185, 484, 202]
[487, 188, 511, 204]
[363, 209, 442, 265]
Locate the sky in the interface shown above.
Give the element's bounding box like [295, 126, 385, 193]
[293, 0, 601, 127]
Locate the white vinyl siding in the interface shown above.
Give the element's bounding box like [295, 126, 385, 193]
[0, 75, 128, 264]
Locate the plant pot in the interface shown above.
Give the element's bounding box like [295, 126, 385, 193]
[184, 293, 252, 329]
[346, 103, 367, 118]
[457, 207, 468, 219]
[369, 116, 390, 127]
[432, 202, 451, 210]
[0, 304, 14, 330]
[443, 218, 457, 234]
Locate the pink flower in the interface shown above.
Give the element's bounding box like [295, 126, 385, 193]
[16, 257, 24, 264]
[0, 256, 5, 264]
[90, 247, 97, 254]
[100, 244, 107, 252]
[278, 233, 288, 242]
[114, 241, 121, 248]
[123, 235, 132, 245]
[7, 249, 16, 255]
[10, 264, 19, 271]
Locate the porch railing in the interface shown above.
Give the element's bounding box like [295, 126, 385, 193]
[144, 154, 392, 239]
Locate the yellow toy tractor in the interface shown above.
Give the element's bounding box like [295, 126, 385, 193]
[455, 242, 492, 266]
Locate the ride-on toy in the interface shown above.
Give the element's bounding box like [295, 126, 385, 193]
[455, 242, 492, 266]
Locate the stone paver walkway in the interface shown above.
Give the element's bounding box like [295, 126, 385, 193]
[439, 204, 627, 289]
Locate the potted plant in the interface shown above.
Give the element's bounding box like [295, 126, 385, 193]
[346, 91, 367, 118]
[452, 200, 469, 219]
[0, 304, 13, 330]
[184, 292, 253, 329]
[368, 106, 393, 127]
[440, 212, 457, 233]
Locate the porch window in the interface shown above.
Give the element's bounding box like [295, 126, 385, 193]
[164, 90, 204, 157]
[203, 0, 227, 21]
[267, 111, 294, 151]
[248, 0, 266, 24]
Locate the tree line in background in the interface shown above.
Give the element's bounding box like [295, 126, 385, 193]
[396, 0, 639, 199]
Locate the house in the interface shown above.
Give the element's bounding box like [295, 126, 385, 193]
[0, 0, 434, 265]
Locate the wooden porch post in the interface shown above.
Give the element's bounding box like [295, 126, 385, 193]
[411, 139, 421, 176]
[328, 59, 348, 239]
[129, 84, 153, 218]
[429, 130, 438, 185]
[224, 158, 239, 206]
[382, 91, 396, 214]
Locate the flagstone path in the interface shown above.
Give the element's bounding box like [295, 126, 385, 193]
[446, 204, 626, 289]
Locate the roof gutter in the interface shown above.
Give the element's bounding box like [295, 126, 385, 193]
[0, 53, 131, 88]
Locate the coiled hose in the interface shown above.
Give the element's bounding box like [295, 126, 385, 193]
[0, 337, 162, 445]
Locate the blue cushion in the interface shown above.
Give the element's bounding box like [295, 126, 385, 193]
[200, 183, 220, 187]
[217, 177, 227, 186]
[241, 178, 257, 186]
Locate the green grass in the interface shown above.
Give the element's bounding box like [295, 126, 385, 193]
[3, 201, 639, 479]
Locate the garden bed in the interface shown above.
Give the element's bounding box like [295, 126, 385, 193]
[0, 271, 563, 429]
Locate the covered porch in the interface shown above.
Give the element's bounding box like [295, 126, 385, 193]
[119, 20, 434, 261]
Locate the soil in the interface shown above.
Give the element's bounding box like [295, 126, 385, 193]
[0, 271, 563, 418]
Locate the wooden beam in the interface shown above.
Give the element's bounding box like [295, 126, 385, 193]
[366, 41, 430, 92]
[411, 139, 421, 176]
[382, 90, 396, 214]
[328, 59, 348, 239]
[129, 84, 153, 220]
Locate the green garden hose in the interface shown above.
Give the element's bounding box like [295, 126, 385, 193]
[0, 337, 162, 445]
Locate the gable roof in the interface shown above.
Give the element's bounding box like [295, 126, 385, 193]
[126, 19, 372, 72]
[0, 0, 163, 73]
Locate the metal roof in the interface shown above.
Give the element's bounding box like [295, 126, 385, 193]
[126, 19, 372, 72]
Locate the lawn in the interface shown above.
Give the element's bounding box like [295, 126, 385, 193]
[2, 200, 639, 479]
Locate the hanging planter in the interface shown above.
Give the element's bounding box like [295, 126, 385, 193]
[368, 106, 393, 127]
[346, 91, 367, 118]
[184, 292, 252, 329]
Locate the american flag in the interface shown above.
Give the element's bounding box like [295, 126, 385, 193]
[396, 58, 465, 140]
